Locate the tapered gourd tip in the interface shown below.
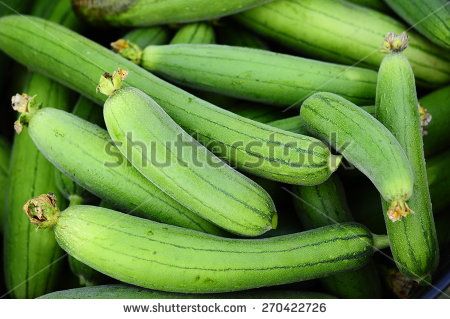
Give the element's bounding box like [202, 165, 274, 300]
[23, 193, 60, 229]
[111, 39, 143, 65]
[382, 32, 408, 53]
[11, 93, 39, 134]
[96, 68, 128, 97]
[418, 104, 432, 136]
[387, 199, 412, 222]
[328, 154, 342, 173]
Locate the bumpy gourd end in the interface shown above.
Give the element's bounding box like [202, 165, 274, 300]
[11, 93, 39, 134]
[111, 39, 143, 65]
[418, 104, 432, 136]
[387, 199, 412, 222]
[96, 68, 128, 96]
[328, 154, 342, 173]
[382, 32, 408, 53]
[23, 193, 60, 229]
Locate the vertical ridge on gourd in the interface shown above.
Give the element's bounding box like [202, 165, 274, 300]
[13, 105, 221, 234]
[23, 196, 377, 293]
[72, 0, 274, 27]
[236, 0, 450, 87]
[375, 32, 439, 281]
[299, 92, 414, 222]
[170, 22, 216, 44]
[293, 175, 382, 298]
[0, 16, 340, 185]
[384, 0, 450, 49]
[99, 69, 277, 236]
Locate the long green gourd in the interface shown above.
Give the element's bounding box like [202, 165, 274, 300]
[293, 175, 382, 298]
[72, 0, 274, 26]
[375, 33, 438, 281]
[0, 15, 341, 185]
[0, 136, 10, 233]
[24, 194, 383, 293]
[170, 23, 216, 44]
[299, 92, 414, 222]
[384, 0, 449, 49]
[100, 70, 276, 236]
[119, 44, 377, 106]
[14, 104, 221, 235]
[3, 0, 79, 299]
[236, 0, 450, 87]
[420, 86, 450, 156]
[40, 284, 333, 299]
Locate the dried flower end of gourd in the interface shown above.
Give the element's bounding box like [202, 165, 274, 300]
[96, 68, 128, 96]
[23, 193, 60, 229]
[382, 32, 409, 53]
[388, 199, 413, 222]
[111, 39, 143, 65]
[418, 104, 432, 136]
[11, 93, 39, 134]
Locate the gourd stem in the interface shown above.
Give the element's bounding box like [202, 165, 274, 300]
[373, 234, 390, 250]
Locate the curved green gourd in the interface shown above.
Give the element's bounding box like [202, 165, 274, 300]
[100, 77, 276, 236]
[24, 197, 376, 293]
[300, 92, 414, 221]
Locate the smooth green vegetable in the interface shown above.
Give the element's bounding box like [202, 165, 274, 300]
[72, 0, 274, 26]
[3, 0, 80, 299]
[131, 44, 377, 106]
[375, 33, 438, 281]
[16, 106, 221, 235]
[420, 86, 450, 156]
[25, 197, 378, 293]
[427, 150, 450, 213]
[236, 0, 450, 86]
[300, 92, 414, 221]
[384, 0, 449, 49]
[39, 284, 333, 299]
[217, 24, 269, 49]
[0, 136, 10, 233]
[100, 74, 276, 236]
[293, 175, 382, 298]
[170, 22, 216, 44]
[0, 16, 341, 185]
